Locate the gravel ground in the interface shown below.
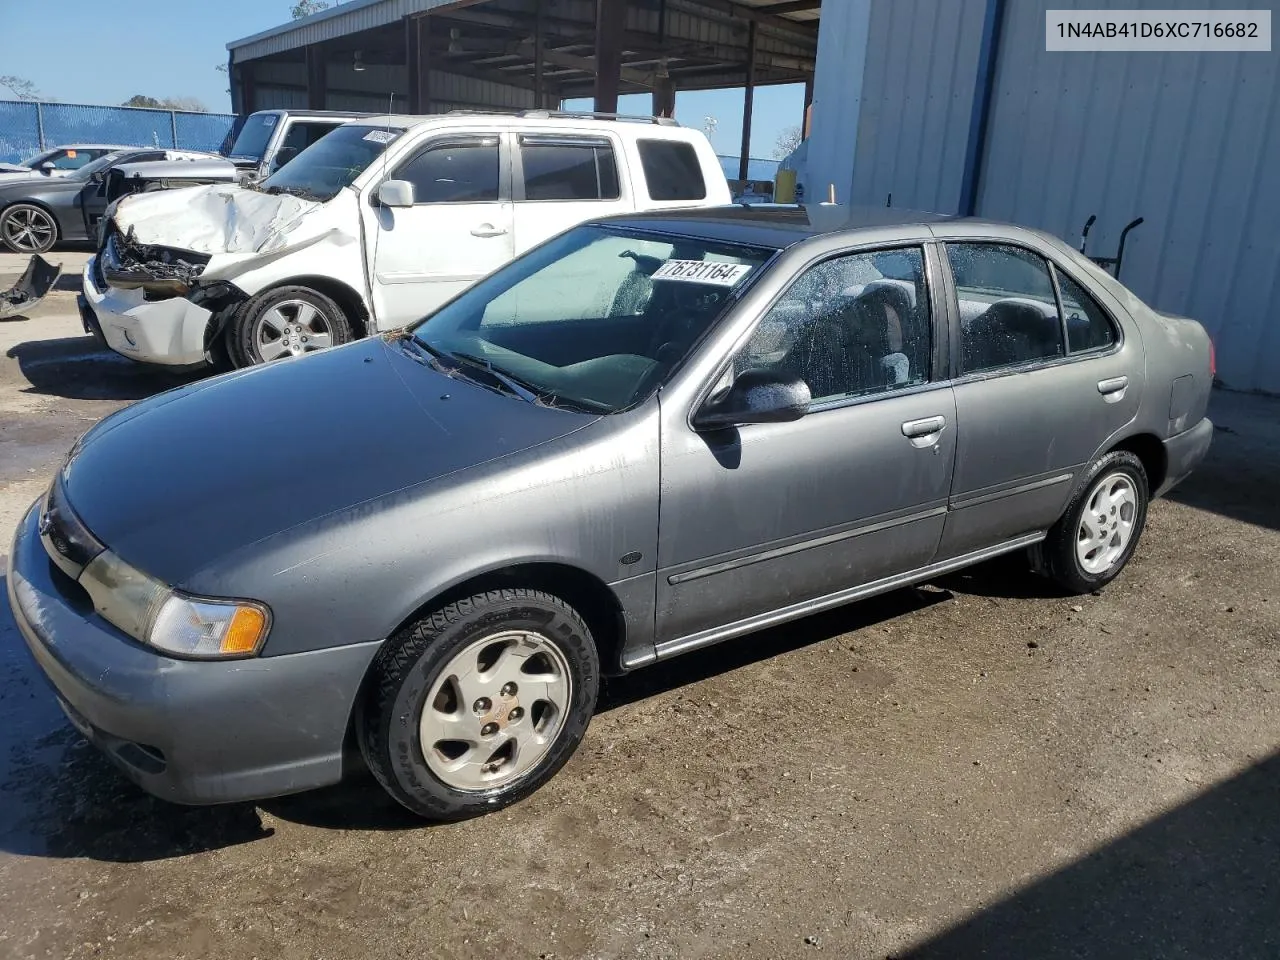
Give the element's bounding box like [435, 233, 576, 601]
[1, 252, 1278, 960]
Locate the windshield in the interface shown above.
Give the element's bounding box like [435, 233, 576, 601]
[411, 225, 776, 413]
[258, 123, 404, 202]
[224, 112, 278, 161]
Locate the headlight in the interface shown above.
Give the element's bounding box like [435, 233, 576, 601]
[79, 551, 270, 659]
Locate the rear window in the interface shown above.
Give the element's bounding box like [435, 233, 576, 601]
[520, 137, 620, 201]
[637, 139, 706, 202]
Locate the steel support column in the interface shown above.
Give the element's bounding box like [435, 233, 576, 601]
[306, 44, 326, 110]
[652, 79, 676, 118]
[594, 0, 625, 113]
[406, 15, 431, 114]
[738, 21, 757, 182]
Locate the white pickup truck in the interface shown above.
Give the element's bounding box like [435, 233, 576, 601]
[81, 111, 732, 369]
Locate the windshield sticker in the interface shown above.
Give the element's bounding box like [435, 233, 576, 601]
[651, 260, 753, 286]
[262, 115, 277, 127]
[363, 129, 399, 144]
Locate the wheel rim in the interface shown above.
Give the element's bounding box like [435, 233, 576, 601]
[2, 207, 55, 252]
[419, 630, 573, 793]
[1076, 472, 1138, 574]
[253, 299, 334, 361]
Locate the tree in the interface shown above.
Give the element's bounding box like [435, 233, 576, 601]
[122, 95, 209, 112]
[773, 125, 803, 160]
[291, 0, 330, 18]
[0, 75, 40, 101]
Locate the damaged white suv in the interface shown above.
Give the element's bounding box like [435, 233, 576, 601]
[80, 111, 731, 368]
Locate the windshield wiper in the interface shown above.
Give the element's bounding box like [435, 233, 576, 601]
[444, 350, 543, 404]
[264, 184, 322, 201]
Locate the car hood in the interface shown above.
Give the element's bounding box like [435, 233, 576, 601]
[60, 337, 599, 585]
[111, 182, 324, 255]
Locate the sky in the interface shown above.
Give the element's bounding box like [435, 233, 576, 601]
[0, 0, 804, 160]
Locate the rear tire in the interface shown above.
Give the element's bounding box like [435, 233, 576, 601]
[227, 285, 352, 368]
[358, 589, 600, 821]
[1042, 450, 1149, 594]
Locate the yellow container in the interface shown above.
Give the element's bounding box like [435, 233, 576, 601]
[775, 168, 797, 203]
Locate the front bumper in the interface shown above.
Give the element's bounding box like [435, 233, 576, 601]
[81, 256, 214, 367]
[6, 501, 381, 805]
[1156, 416, 1214, 497]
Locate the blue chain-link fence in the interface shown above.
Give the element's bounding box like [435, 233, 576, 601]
[0, 100, 237, 164]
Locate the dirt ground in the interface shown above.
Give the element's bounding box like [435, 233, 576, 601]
[1, 250, 1278, 960]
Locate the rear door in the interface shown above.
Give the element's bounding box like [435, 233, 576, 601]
[936, 233, 1143, 558]
[366, 131, 515, 326]
[510, 132, 631, 255]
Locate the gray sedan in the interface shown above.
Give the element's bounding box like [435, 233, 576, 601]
[7, 206, 1214, 820]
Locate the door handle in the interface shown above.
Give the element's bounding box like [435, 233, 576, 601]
[1097, 376, 1129, 403]
[902, 416, 947, 449]
[470, 224, 509, 238]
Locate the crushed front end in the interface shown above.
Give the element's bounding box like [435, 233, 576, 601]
[82, 221, 244, 368]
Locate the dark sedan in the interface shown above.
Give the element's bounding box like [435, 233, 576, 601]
[7, 205, 1214, 821]
[0, 149, 222, 253]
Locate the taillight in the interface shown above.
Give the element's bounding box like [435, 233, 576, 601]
[1209, 339, 1216, 378]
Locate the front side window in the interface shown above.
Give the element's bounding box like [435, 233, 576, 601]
[258, 123, 404, 202]
[520, 138, 620, 201]
[398, 138, 500, 203]
[637, 139, 706, 202]
[736, 247, 932, 404]
[412, 225, 774, 412]
[1056, 269, 1118, 353]
[948, 243, 1064, 374]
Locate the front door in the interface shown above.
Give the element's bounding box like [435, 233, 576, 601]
[937, 238, 1144, 557]
[656, 243, 957, 651]
[366, 133, 515, 328]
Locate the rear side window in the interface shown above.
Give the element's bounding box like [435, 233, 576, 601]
[637, 139, 706, 201]
[947, 243, 1065, 374]
[1055, 269, 1118, 353]
[519, 138, 620, 201]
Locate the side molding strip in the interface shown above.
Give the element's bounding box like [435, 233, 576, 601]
[667, 505, 949, 586]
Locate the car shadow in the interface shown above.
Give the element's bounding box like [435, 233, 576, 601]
[901, 748, 1280, 959]
[1165, 389, 1280, 533]
[6, 335, 202, 402]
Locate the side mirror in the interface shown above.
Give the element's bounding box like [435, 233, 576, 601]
[90, 171, 105, 184]
[40, 161, 56, 174]
[377, 179, 415, 208]
[693, 368, 811, 431]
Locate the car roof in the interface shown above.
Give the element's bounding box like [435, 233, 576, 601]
[347, 112, 693, 136]
[43, 144, 134, 151]
[598, 204, 970, 250]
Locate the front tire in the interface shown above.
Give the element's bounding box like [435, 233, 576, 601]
[358, 589, 600, 821]
[0, 203, 58, 254]
[227, 285, 352, 367]
[1043, 450, 1149, 594]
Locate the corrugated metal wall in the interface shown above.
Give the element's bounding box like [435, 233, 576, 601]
[848, 0, 986, 212]
[806, 0, 1280, 393]
[978, 0, 1280, 393]
[251, 60, 533, 113]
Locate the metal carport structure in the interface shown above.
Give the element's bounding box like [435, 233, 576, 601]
[227, 0, 820, 181]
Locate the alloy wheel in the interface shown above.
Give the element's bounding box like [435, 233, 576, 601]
[1, 206, 55, 253]
[419, 630, 573, 792]
[253, 299, 334, 361]
[1076, 472, 1138, 574]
